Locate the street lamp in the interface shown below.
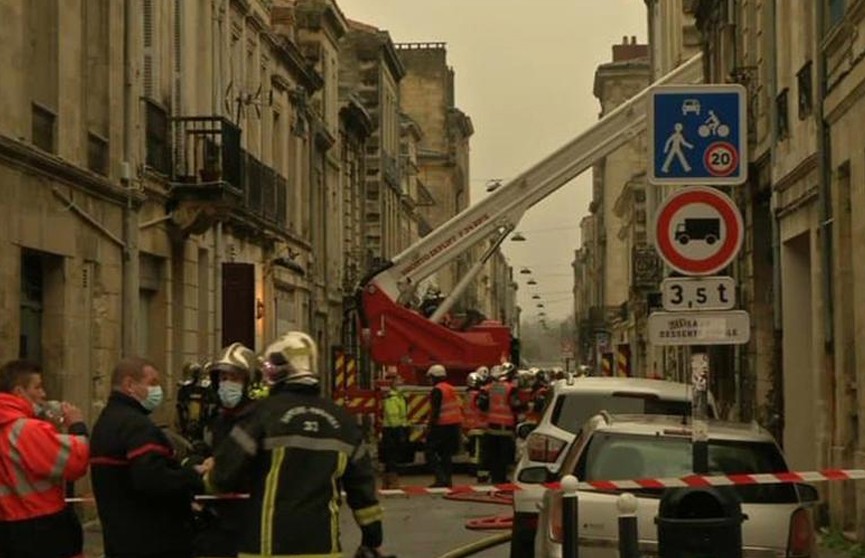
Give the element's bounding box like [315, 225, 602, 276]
[527, 279, 538, 285]
[520, 267, 532, 275]
[486, 179, 503, 192]
[537, 303, 545, 308]
[532, 294, 541, 300]
[511, 232, 526, 242]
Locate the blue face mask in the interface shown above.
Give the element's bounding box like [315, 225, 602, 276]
[218, 381, 244, 409]
[141, 385, 163, 412]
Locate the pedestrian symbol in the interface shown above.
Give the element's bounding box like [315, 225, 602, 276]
[661, 122, 694, 174]
[648, 84, 747, 185]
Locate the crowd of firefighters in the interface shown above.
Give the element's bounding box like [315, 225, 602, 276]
[0, 333, 396, 558]
[379, 363, 554, 489]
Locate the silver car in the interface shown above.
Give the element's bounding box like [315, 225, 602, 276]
[535, 414, 818, 557]
[510, 376, 716, 558]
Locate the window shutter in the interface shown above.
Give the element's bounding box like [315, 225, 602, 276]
[143, 0, 155, 99]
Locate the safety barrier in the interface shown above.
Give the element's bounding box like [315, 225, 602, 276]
[376, 467, 865, 497]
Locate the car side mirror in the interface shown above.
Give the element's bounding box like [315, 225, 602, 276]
[517, 466, 555, 484]
[516, 422, 537, 440]
[796, 483, 820, 504]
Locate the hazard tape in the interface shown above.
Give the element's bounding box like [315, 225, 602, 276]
[376, 468, 865, 497]
[66, 493, 250, 504]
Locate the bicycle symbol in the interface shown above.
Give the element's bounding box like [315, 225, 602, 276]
[697, 110, 730, 138]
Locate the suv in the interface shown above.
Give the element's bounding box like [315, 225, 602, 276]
[510, 377, 716, 558]
[534, 414, 818, 558]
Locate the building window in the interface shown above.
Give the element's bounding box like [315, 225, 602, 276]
[145, 100, 171, 175]
[31, 103, 56, 153]
[87, 132, 109, 175]
[776, 89, 789, 141]
[797, 62, 813, 120]
[828, 0, 846, 29]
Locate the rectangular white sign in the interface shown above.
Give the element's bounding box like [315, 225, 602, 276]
[661, 276, 736, 312]
[648, 310, 750, 346]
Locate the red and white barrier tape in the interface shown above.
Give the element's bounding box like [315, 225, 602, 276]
[377, 468, 865, 497]
[65, 493, 250, 504]
[63, 469, 865, 503]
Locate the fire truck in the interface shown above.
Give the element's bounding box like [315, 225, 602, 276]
[332, 54, 704, 457]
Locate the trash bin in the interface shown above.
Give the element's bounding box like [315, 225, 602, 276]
[655, 486, 747, 558]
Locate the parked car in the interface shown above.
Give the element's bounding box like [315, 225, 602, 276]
[510, 376, 717, 558]
[534, 413, 818, 558]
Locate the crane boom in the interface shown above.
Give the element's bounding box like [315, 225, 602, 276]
[358, 53, 704, 380]
[369, 53, 703, 302]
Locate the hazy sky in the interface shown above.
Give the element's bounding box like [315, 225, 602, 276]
[338, 0, 647, 321]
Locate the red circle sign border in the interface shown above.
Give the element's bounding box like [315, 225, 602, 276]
[703, 141, 739, 177]
[655, 187, 743, 275]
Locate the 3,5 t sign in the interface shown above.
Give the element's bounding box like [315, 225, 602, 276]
[661, 276, 736, 312]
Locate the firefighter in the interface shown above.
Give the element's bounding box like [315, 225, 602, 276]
[207, 331, 394, 558]
[424, 364, 463, 488]
[463, 369, 489, 483]
[193, 342, 258, 558]
[380, 372, 408, 489]
[477, 362, 522, 484]
[525, 369, 550, 424]
[176, 361, 218, 448]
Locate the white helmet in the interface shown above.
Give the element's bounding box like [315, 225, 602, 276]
[489, 365, 506, 380]
[426, 364, 447, 379]
[210, 343, 256, 375]
[262, 331, 318, 386]
[467, 372, 483, 389]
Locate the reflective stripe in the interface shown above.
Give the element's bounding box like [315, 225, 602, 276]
[263, 435, 355, 456]
[353, 503, 383, 526]
[126, 443, 171, 460]
[90, 456, 128, 466]
[351, 443, 369, 463]
[488, 382, 515, 427]
[261, 446, 285, 554]
[4, 419, 54, 496]
[230, 426, 258, 456]
[50, 434, 85, 478]
[330, 451, 347, 552]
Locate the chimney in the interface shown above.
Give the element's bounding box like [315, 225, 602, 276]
[612, 35, 648, 62]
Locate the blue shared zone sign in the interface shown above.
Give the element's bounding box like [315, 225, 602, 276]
[649, 85, 747, 185]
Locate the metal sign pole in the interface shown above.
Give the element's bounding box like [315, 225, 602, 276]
[691, 348, 709, 474]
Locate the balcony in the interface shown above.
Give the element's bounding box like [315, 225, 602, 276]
[243, 151, 287, 226]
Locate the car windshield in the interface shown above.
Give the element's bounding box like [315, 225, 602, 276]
[551, 393, 694, 434]
[575, 432, 798, 503]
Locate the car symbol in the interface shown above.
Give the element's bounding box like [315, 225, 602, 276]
[681, 99, 701, 116]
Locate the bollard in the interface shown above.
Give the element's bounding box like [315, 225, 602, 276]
[561, 474, 580, 558]
[617, 492, 639, 558]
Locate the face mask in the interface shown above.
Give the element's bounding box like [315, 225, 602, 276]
[141, 385, 163, 412]
[218, 381, 244, 409]
[32, 401, 44, 417]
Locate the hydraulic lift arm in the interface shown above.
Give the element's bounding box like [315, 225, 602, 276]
[359, 53, 704, 377]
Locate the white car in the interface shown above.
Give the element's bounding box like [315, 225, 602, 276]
[510, 376, 716, 558]
[534, 414, 818, 558]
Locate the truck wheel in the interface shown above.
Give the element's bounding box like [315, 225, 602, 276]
[705, 234, 717, 245]
[676, 234, 689, 245]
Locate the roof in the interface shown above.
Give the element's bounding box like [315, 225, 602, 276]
[552, 376, 694, 399]
[592, 414, 774, 443]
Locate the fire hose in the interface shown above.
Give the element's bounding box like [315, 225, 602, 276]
[434, 532, 512, 558]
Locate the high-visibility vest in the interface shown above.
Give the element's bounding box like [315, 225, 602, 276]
[462, 390, 487, 431]
[434, 382, 463, 426]
[382, 390, 408, 428]
[526, 386, 549, 423]
[487, 381, 515, 427]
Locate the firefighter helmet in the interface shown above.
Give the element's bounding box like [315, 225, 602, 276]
[426, 364, 447, 379]
[466, 372, 483, 389]
[489, 365, 505, 380]
[210, 343, 256, 376]
[262, 331, 319, 386]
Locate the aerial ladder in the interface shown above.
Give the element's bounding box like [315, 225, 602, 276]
[355, 54, 705, 384]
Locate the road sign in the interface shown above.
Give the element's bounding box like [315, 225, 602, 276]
[647, 310, 750, 346]
[661, 276, 736, 311]
[653, 186, 743, 276]
[648, 84, 747, 185]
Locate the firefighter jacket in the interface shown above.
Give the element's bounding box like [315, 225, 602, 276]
[90, 391, 205, 558]
[208, 383, 384, 558]
[462, 389, 487, 433]
[0, 393, 89, 520]
[429, 382, 463, 426]
[382, 388, 408, 428]
[480, 381, 519, 427]
[194, 400, 257, 558]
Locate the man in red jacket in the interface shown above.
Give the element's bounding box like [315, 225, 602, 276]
[0, 359, 89, 558]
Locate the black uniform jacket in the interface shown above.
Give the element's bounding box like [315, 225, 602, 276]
[90, 392, 204, 558]
[209, 384, 383, 558]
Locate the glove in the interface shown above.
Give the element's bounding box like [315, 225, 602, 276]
[354, 546, 396, 558]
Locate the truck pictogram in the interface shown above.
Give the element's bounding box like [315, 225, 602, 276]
[675, 218, 720, 245]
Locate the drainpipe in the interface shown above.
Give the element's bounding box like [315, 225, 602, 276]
[213, 0, 226, 351]
[767, 0, 785, 441]
[122, 0, 140, 356]
[815, 0, 833, 349]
